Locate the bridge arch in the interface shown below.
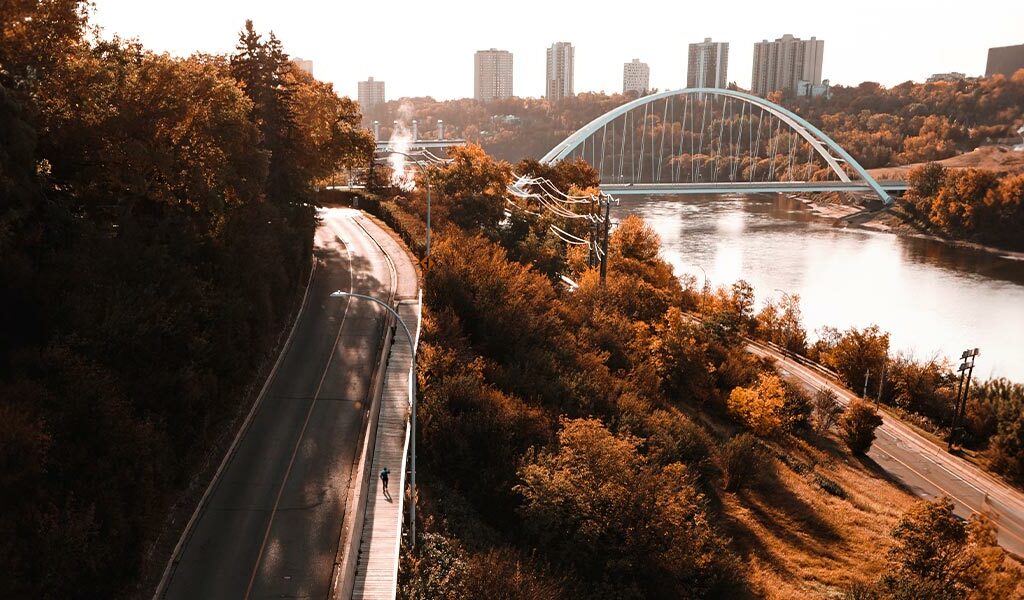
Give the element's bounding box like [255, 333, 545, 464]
[541, 88, 892, 204]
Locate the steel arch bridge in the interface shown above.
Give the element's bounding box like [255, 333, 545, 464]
[541, 88, 903, 204]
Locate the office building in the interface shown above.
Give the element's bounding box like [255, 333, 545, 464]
[751, 34, 824, 96]
[985, 43, 1024, 78]
[687, 38, 729, 88]
[623, 58, 650, 94]
[357, 77, 385, 111]
[293, 58, 313, 76]
[474, 49, 514, 101]
[546, 42, 574, 102]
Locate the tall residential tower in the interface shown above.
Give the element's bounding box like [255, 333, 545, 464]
[357, 77, 385, 111]
[687, 38, 729, 89]
[623, 58, 650, 94]
[751, 34, 824, 96]
[546, 42, 574, 103]
[474, 49, 514, 101]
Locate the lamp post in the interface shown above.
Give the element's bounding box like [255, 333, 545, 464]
[329, 290, 419, 546]
[773, 288, 790, 359]
[377, 148, 431, 260]
[695, 265, 708, 313]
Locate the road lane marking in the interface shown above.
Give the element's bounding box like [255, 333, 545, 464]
[243, 218, 358, 600]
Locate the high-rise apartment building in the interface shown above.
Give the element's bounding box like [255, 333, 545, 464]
[687, 38, 729, 89]
[622, 58, 650, 94]
[357, 77, 386, 111]
[546, 42, 574, 102]
[751, 34, 824, 96]
[474, 49, 514, 101]
[986, 43, 1024, 78]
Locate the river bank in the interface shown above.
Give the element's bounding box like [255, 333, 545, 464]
[831, 200, 1024, 262]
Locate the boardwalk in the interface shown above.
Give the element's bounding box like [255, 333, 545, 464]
[347, 215, 420, 600]
[351, 300, 419, 599]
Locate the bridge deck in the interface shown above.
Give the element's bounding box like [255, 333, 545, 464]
[600, 180, 908, 195]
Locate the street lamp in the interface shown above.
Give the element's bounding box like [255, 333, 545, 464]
[773, 288, 791, 359]
[695, 265, 708, 313]
[329, 290, 419, 546]
[377, 148, 432, 260]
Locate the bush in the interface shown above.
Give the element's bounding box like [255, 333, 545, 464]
[721, 433, 768, 491]
[781, 379, 813, 432]
[838, 400, 884, 455]
[813, 472, 847, 499]
[812, 387, 843, 433]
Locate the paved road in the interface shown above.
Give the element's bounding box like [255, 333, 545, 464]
[751, 344, 1024, 557]
[161, 208, 400, 599]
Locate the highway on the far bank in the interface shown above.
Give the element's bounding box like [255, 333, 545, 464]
[159, 208, 409, 599]
[750, 343, 1024, 557]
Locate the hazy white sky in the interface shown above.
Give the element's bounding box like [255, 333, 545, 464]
[91, 0, 1023, 101]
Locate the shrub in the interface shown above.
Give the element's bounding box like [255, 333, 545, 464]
[721, 433, 768, 491]
[781, 379, 813, 432]
[812, 387, 843, 433]
[813, 472, 847, 499]
[838, 400, 884, 455]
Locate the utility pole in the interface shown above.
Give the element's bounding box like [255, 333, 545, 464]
[948, 347, 979, 450]
[599, 195, 611, 286]
[863, 369, 871, 399]
[876, 359, 886, 404]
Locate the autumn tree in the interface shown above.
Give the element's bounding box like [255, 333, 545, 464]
[727, 372, 788, 436]
[854, 498, 1023, 599]
[0, 8, 372, 596]
[651, 308, 718, 405]
[755, 291, 808, 354]
[425, 143, 511, 233]
[812, 325, 890, 392]
[516, 418, 741, 598]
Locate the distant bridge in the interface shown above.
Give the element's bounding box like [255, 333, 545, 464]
[541, 88, 900, 204]
[371, 118, 465, 152]
[373, 139, 466, 151]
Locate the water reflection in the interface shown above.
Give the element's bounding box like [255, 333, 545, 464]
[613, 194, 1024, 381]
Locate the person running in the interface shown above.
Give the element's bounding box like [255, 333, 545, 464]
[380, 467, 390, 495]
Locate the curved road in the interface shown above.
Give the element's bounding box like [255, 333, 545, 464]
[750, 343, 1024, 557]
[159, 208, 406, 599]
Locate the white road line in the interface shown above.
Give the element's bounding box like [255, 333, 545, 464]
[242, 220, 357, 600]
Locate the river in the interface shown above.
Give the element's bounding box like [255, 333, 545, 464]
[612, 194, 1024, 382]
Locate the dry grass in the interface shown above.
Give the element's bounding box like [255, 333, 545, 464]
[721, 433, 915, 599]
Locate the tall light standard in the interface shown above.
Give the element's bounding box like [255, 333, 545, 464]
[695, 265, 708, 313]
[773, 288, 791, 359]
[378, 148, 432, 260]
[329, 290, 420, 546]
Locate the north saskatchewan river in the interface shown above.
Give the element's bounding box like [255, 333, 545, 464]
[613, 193, 1024, 382]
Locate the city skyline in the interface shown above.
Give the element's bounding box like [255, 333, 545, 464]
[91, 0, 1023, 101]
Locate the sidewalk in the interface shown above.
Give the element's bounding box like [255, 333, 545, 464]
[351, 299, 420, 599]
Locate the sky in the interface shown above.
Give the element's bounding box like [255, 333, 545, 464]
[91, 0, 1024, 101]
